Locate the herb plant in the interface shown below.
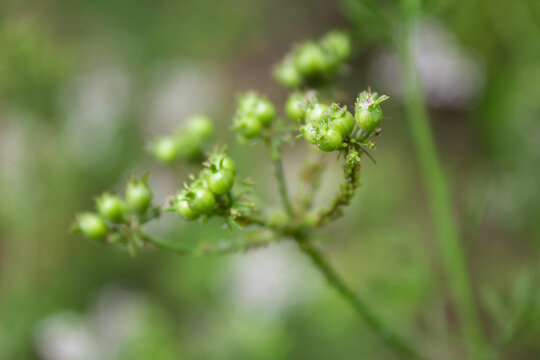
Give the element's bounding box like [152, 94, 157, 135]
[72, 31, 428, 358]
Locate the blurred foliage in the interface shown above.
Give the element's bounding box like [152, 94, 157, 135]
[0, 0, 539, 359]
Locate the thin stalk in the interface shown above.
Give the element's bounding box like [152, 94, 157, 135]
[396, 21, 488, 359]
[272, 151, 295, 217]
[295, 235, 424, 360]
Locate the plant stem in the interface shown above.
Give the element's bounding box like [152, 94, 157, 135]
[295, 235, 424, 360]
[314, 149, 361, 226]
[396, 19, 488, 359]
[272, 152, 295, 217]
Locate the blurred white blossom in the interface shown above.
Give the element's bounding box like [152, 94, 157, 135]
[370, 18, 485, 109]
[61, 66, 131, 169]
[225, 242, 323, 317]
[34, 287, 148, 360]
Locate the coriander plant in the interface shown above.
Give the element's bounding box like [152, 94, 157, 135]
[73, 31, 425, 359]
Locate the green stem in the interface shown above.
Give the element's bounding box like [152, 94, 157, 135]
[396, 20, 488, 359]
[272, 152, 295, 217]
[295, 235, 424, 360]
[314, 149, 361, 226]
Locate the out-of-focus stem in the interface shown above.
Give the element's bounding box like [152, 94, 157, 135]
[295, 235, 425, 360]
[396, 18, 488, 360]
[272, 154, 294, 217]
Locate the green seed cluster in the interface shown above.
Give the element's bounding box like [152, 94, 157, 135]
[295, 91, 388, 152]
[354, 91, 389, 133]
[73, 176, 154, 241]
[274, 31, 351, 89]
[172, 152, 236, 221]
[297, 99, 353, 152]
[151, 114, 214, 163]
[233, 92, 276, 139]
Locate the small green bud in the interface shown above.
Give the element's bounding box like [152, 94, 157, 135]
[330, 109, 355, 137]
[175, 133, 204, 159]
[354, 91, 389, 133]
[321, 32, 351, 63]
[318, 127, 342, 152]
[294, 42, 327, 76]
[220, 156, 236, 174]
[234, 115, 263, 139]
[186, 114, 214, 139]
[96, 194, 126, 223]
[238, 93, 275, 127]
[355, 108, 382, 132]
[301, 122, 319, 144]
[174, 199, 199, 221]
[208, 169, 235, 195]
[151, 137, 178, 163]
[253, 98, 275, 126]
[285, 93, 306, 120]
[76, 213, 108, 239]
[306, 103, 329, 124]
[126, 177, 152, 214]
[188, 187, 215, 214]
[274, 59, 302, 88]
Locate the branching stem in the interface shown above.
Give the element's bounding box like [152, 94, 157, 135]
[396, 16, 488, 359]
[314, 149, 361, 226]
[295, 234, 425, 360]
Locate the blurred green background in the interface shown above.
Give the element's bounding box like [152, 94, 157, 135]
[1, 0, 539, 359]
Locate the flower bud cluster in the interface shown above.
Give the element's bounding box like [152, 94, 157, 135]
[151, 114, 214, 163]
[171, 152, 236, 221]
[73, 175, 155, 241]
[297, 91, 388, 152]
[274, 31, 351, 89]
[299, 99, 354, 152]
[354, 90, 389, 133]
[233, 92, 276, 139]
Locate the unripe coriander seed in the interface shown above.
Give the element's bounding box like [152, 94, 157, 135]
[294, 42, 327, 76]
[187, 115, 214, 139]
[208, 169, 234, 195]
[285, 93, 306, 120]
[253, 99, 275, 126]
[175, 200, 199, 221]
[77, 213, 108, 239]
[274, 59, 302, 88]
[152, 137, 178, 163]
[126, 179, 152, 214]
[306, 103, 329, 124]
[96, 194, 126, 223]
[220, 156, 236, 174]
[356, 107, 382, 132]
[331, 110, 355, 137]
[188, 188, 215, 214]
[318, 127, 343, 152]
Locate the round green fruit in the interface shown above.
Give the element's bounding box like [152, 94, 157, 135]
[152, 137, 178, 163]
[318, 128, 342, 152]
[220, 156, 236, 174]
[331, 110, 355, 137]
[188, 188, 215, 214]
[235, 115, 262, 138]
[77, 213, 108, 239]
[175, 200, 199, 221]
[96, 194, 126, 223]
[285, 93, 306, 120]
[294, 42, 327, 76]
[126, 180, 152, 214]
[253, 98, 275, 126]
[356, 107, 383, 132]
[187, 115, 214, 139]
[208, 169, 234, 195]
[321, 32, 351, 62]
[274, 60, 301, 88]
[306, 103, 329, 124]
